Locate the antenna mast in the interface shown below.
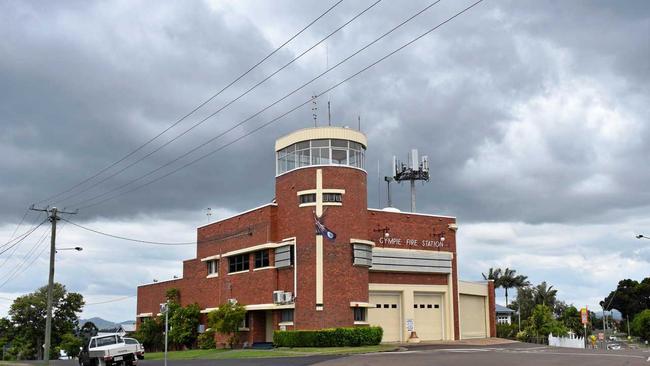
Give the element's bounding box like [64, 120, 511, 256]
[311, 94, 318, 127]
[392, 149, 430, 212]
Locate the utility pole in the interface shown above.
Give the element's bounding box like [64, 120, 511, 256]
[29, 205, 76, 364]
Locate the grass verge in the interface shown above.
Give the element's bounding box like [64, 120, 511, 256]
[145, 344, 397, 360]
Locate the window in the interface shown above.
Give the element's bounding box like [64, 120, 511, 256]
[229, 254, 249, 273]
[254, 250, 270, 268]
[353, 307, 367, 322]
[299, 194, 316, 204]
[240, 313, 250, 329]
[124, 338, 137, 345]
[207, 259, 219, 275]
[276, 139, 366, 175]
[96, 336, 118, 347]
[322, 193, 342, 202]
[331, 148, 347, 164]
[281, 309, 294, 323]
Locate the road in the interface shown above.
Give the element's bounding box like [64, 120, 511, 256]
[22, 343, 650, 366]
[316, 343, 650, 366]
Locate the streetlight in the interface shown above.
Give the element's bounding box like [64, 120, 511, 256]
[636, 234, 649, 240]
[55, 247, 83, 253]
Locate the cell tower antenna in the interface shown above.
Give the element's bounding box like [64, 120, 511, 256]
[311, 94, 318, 127]
[392, 149, 430, 212]
[358, 115, 361, 131]
[328, 101, 332, 126]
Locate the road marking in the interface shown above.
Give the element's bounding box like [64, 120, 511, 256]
[514, 350, 647, 360]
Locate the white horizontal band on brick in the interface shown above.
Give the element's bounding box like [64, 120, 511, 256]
[245, 303, 295, 311]
[222, 242, 294, 257]
[296, 188, 345, 196]
[200, 254, 221, 262]
[350, 238, 375, 246]
[200, 307, 218, 314]
[136, 313, 153, 318]
[206, 273, 219, 279]
[350, 302, 373, 308]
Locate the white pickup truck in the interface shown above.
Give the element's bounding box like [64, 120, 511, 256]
[78, 333, 138, 366]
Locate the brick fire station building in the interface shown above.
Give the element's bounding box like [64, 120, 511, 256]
[136, 126, 496, 344]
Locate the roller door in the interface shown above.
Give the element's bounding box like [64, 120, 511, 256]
[413, 293, 443, 341]
[459, 294, 487, 339]
[368, 292, 401, 342]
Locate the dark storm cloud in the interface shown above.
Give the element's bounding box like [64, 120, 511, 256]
[1, 0, 648, 321]
[1, 0, 648, 226]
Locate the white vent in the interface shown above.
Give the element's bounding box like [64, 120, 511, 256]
[273, 291, 284, 304]
[228, 298, 237, 305]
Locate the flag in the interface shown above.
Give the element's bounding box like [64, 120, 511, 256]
[314, 215, 336, 241]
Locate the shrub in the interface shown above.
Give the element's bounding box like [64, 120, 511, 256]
[632, 309, 650, 341]
[496, 323, 518, 339]
[273, 326, 383, 347]
[207, 302, 247, 348]
[197, 330, 216, 349]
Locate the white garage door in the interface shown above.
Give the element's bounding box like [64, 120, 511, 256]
[414, 293, 443, 341]
[459, 294, 487, 339]
[368, 292, 401, 342]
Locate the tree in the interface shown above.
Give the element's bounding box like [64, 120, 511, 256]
[166, 288, 180, 303]
[169, 303, 201, 349]
[510, 285, 535, 321]
[58, 333, 82, 359]
[533, 281, 557, 308]
[497, 268, 529, 306]
[482, 268, 502, 283]
[133, 318, 164, 352]
[8, 283, 84, 360]
[631, 309, 650, 341]
[526, 304, 567, 338]
[601, 278, 650, 320]
[78, 321, 98, 343]
[208, 302, 247, 348]
[559, 306, 584, 336]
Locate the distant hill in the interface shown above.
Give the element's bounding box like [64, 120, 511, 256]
[593, 309, 623, 321]
[79, 317, 119, 330]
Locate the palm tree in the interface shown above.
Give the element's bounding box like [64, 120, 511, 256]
[498, 268, 530, 306]
[482, 267, 502, 282]
[533, 281, 558, 307]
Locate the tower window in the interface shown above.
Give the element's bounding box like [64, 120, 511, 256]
[299, 194, 316, 204]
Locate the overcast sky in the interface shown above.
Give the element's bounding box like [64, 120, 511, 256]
[1, 0, 648, 322]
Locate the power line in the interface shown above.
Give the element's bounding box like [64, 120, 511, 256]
[68, 0, 442, 210]
[0, 227, 50, 290]
[71, 0, 483, 210]
[85, 295, 136, 306]
[0, 213, 45, 250]
[53, 0, 381, 207]
[60, 218, 262, 245]
[0, 212, 43, 269]
[0, 218, 48, 256]
[34, 0, 344, 207]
